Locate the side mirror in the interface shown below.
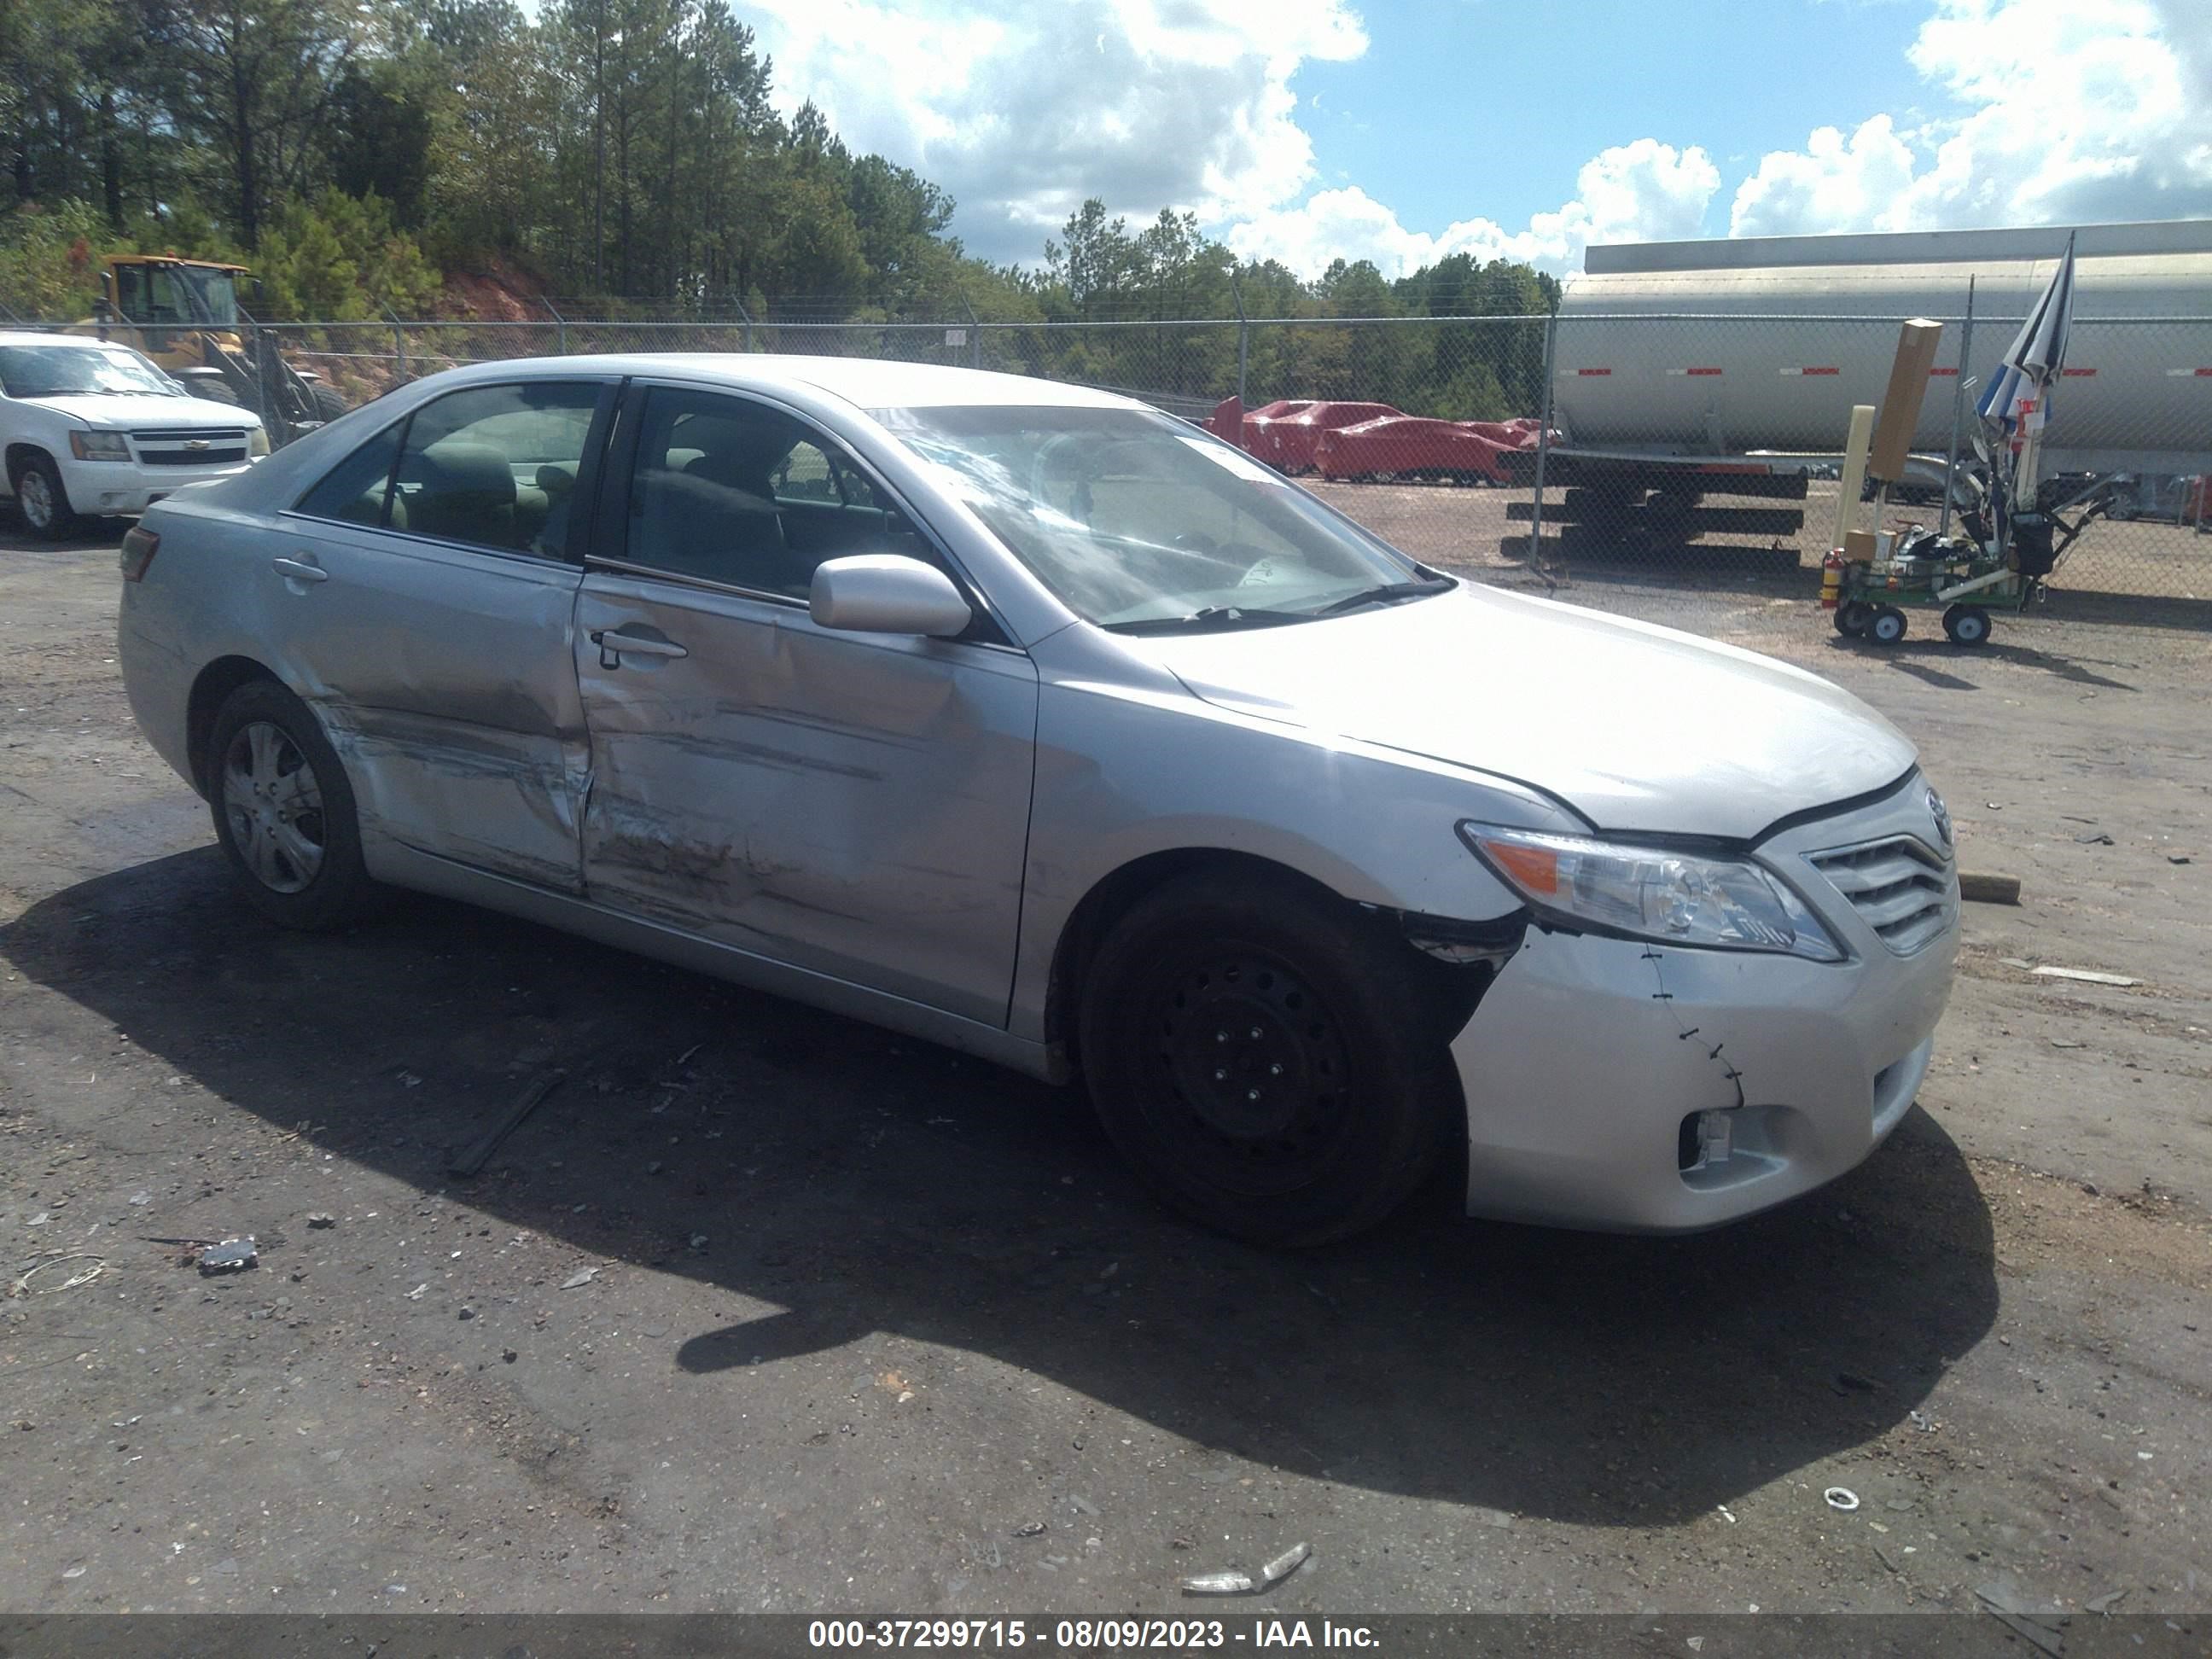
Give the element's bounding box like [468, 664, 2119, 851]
[810, 553, 973, 637]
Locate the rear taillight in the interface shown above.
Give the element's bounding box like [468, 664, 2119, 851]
[119, 526, 160, 582]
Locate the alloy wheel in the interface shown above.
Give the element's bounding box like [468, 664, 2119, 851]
[221, 720, 327, 894]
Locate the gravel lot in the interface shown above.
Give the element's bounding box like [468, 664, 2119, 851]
[3, 513, 2208, 1624]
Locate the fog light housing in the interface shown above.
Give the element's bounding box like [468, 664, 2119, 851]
[1679, 1108, 1734, 1172]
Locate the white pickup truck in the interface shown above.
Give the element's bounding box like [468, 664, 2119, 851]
[2, 331, 268, 540]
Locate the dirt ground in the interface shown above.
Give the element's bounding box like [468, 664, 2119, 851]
[2, 511, 2209, 1626]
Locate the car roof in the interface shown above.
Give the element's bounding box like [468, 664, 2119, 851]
[0, 332, 137, 349]
[423, 352, 1140, 413]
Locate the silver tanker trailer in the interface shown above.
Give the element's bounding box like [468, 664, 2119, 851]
[1523, 218, 2211, 538]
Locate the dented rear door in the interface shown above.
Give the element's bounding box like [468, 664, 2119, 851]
[266, 378, 616, 893]
[571, 573, 1039, 1024]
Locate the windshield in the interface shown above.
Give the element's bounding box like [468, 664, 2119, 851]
[0, 342, 180, 399]
[874, 405, 1446, 630]
[177, 265, 241, 326]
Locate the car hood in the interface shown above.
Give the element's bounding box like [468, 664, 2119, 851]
[24, 393, 260, 429]
[1140, 584, 1917, 841]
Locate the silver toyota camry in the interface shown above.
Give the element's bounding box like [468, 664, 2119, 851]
[117, 356, 1958, 1243]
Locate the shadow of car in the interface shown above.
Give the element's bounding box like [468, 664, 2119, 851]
[0, 844, 2000, 1527]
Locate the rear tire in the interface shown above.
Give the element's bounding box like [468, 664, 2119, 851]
[310, 383, 348, 424]
[1834, 598, 1874, 637]
[1870, 605, 1909, 645]
[207, 680, 376, 930]
[10, 451, 81, 540]
[1078, 870, 1455, 1246]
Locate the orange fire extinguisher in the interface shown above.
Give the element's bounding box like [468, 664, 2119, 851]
[1819, 550, 1844, 610]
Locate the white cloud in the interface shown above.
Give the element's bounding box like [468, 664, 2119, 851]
[743, 0, 1367, 262]
[1729, 116, 1919, 237]
[1227, 141, 1721, 277]
[755, 0, 2212, 278]
[1732, 0, 2212, 236]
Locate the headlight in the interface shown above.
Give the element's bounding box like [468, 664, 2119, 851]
[1458, 822, 1844, 962]
[69, 430, 132, 462]
[247, 425, 270, 457]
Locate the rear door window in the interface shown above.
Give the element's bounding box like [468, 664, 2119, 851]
[299, 382, 605, 556]
[295, 425, 403, 526]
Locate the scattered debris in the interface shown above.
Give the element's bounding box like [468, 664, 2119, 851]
[2049, 1039, 2087, 1050]
[457, 1307, 476, 1321]
[502, 1348, 517, 1364]
[306, 1213, 335, 1230]
[1874, 1545, 1901, 1575]
[448, 1069, 568, 1179]
[1715, 1505, 1738, 1525]
[1959, 872, 2023, 905]
[1011, 1522, 1047, 1538]
[7, 1253, 108, 1297]
[2086, 1588, 2129, 1615]
[1908, 1410, 1937, 1433]
[128, 1192, 150, 1207]
[2075, 832, 2115, 846]
[675, 1043, 703, 1066]
[405, 1284, 427, 1301]
[687, 1234, 708, 1252]
[2031, 965, 2139, 987]
[1824, 1487, 1860, 1511]
[1180, 1541, 1310, 1597]
[562, 1267, 600, 1289]
[2169, 854, 2192, 865]
[196, 1237, 257, 1275]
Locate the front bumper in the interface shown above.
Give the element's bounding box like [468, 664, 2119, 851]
[59, 457, 254, 517]
[1451, 778, 1958, 1232]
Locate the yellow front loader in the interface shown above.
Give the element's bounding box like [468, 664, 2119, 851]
[85, 255, 347, 438]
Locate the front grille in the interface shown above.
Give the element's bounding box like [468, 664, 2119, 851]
[130, 428, 248, 466]
[138, 446, 247, 465]
[1807, 835, 1953, 956]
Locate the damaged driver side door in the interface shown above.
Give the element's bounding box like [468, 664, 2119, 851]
[572, 381, 1039, 1026]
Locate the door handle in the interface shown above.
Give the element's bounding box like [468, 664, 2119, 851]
[590, 627, 688, 667]
[271, 556, 329, 584]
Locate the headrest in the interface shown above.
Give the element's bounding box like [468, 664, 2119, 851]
[410, 441, 515, 502]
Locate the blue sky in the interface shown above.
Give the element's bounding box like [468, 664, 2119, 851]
[738, 0, 2212, 273]
[1298, 1, 1932, 242]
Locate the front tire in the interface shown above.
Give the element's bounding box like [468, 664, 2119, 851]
[207, 680, 375, 930]
[1079, 871, 1456, 1246]
[1870, 605, 1909, 644]
[11, 452, 81, 540]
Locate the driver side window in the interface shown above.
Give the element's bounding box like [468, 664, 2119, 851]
[623, 389, 894, 599]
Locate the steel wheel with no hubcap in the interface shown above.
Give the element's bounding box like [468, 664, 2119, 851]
[221, 720, 327, 893]
[1144, 949, 1355, 1198]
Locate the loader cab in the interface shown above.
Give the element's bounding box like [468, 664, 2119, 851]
[103, 258, 248, 358]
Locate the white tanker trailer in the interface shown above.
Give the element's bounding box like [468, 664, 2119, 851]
[1519, 218, 2212, 535]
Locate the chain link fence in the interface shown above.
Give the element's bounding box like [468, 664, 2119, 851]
[34, 304, 2210, 636]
